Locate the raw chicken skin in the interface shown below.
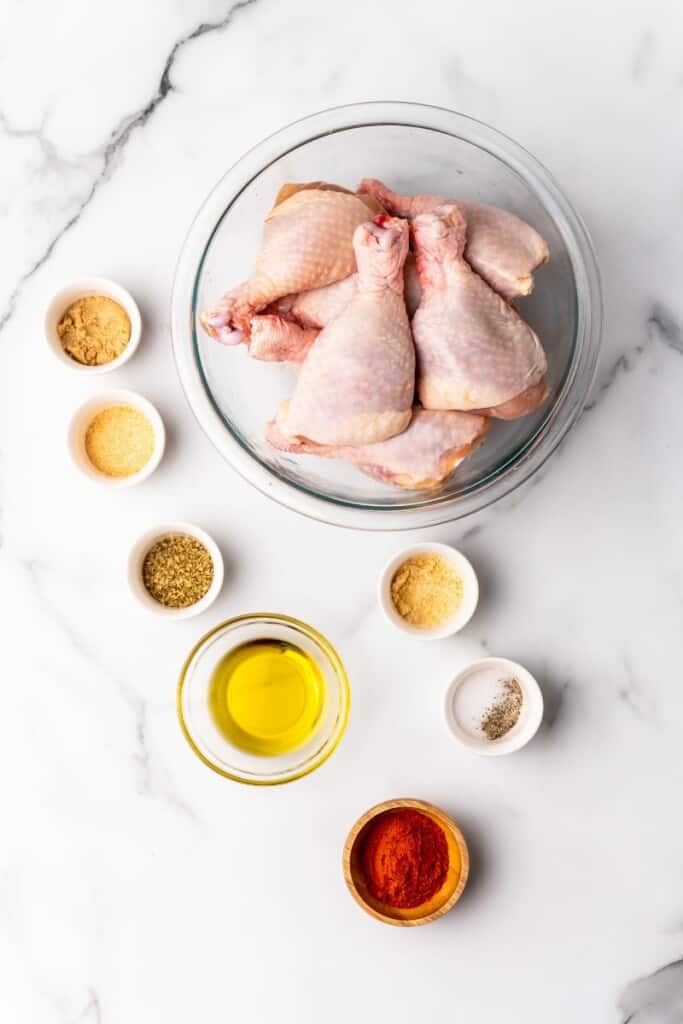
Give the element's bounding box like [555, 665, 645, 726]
[248, 315, 318, 363]
[247, 253, 422, 365]
[411, 204, 548, 418]
[358, 178, 549, 301]
[276, 216, 415, 446]
[267, 408, 489, 490]
[403, 253, 423, 320]
[279, 252, 422, 328]
[200, 184, 381, 341]
[280, 274, 360, 328]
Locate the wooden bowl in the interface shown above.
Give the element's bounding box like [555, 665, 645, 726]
[342, 798, 469, 927]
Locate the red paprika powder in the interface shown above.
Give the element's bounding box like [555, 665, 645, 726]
[360, 808, 449, 908]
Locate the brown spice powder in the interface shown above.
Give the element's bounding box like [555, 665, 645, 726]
[58, 295, 131, 365]
[142, 535, 214, 608]
[390, 553, 463, 628]
[481, 678, 523, 741]
[85, 405, 154, 477]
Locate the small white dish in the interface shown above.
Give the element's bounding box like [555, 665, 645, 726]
[444, 657, 544, 756]
[45, 277, 142, 373]
[378, 542, 479, 639]
[68, 389, 165, 488]
[127, 522, 224, 619]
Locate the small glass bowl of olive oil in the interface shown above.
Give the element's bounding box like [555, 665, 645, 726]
[177, 614, 350, 785]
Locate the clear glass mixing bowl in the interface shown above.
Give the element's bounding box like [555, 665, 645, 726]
[172, 102, 602, 529]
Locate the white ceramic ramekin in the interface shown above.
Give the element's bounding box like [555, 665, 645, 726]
[127, 522, 224, 619]
[378, 542, 479, 639]
[67, 389, 165, 488]
[45, 277, 142, 373]
[444, 657, 544, 756]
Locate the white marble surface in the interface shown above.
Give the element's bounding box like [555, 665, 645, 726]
[1, 1, 683, 1020]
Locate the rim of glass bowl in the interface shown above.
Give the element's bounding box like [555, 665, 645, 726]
[172, 101, 603, 530]
[176, 613, 351, 785]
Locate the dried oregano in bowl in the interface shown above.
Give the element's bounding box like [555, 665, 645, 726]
[142, 534, 214, 608]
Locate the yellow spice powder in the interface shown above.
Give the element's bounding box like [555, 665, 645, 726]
[390, 553, 463, 628]
[85, 405, 155, 477]
[58, 295, 131, 366]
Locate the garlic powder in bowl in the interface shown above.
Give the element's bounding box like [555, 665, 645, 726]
[68, 389, 165, 488]
[379, 543, 479, 639]
[85, 406, 154, 477]
[390, 553, 463, 628]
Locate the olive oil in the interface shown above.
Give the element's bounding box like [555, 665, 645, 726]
[208, 639, 325, 756]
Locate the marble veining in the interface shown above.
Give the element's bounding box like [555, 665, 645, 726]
[584, 300, 682, 415]
[631, 29, 656, 81]
[0, 0, 260, 334]
[617, 655, 658, 725]
[2, 1, 683, 1021]
[619, 959, 683, 1023]
[648, 303, 683, 354]
[21, 557, 196, 820]
[70, 988, 102, 1024]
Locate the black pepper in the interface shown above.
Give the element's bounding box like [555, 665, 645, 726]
[480, 678, 523, 741]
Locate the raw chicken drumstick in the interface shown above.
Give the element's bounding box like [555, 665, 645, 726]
[200, 183, 382, 343]
[276, 216, 415, 446]
[411, 204, 548, 419]
[248, 254, 422, 364]
[267, 408, 489, 490]
[276, 252, 422, 328]
[358, 178, 549, 301]
[243, 276, 362, 363]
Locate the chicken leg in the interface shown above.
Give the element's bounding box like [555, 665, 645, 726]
[276, 251, 422, 329]
[212, 251, 421, 364]
[276, 216, 415, 446]
[267, 407, 489, 489]
[358, 178, 549, 301]
[411, 204, 548, 419]
[200, 183, 382, 341]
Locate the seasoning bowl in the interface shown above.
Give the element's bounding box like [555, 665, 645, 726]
[378, 542, 479, 639]
[45, 277, 142, 372]
[444, 657, 544, 756]
[128, 522, 224, 620]
[67, 389, 165, 488]
[343, 798, 469, 927]
[177, 614, 350, 785]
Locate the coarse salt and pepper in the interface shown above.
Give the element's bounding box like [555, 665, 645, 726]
[444, 658, 544, 756]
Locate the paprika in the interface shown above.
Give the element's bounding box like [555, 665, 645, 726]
[360, 808, 449, 908]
